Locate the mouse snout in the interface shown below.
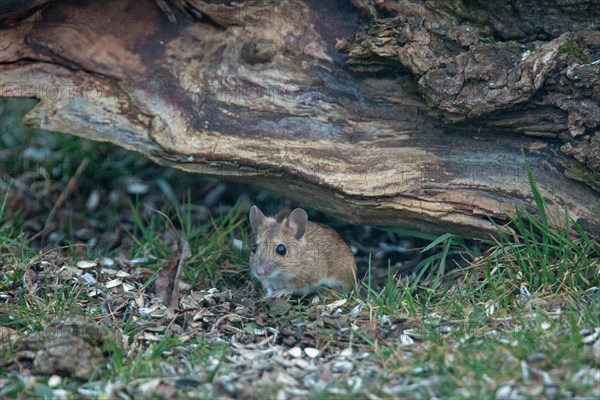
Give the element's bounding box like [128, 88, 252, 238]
[254, 262, 274, 277]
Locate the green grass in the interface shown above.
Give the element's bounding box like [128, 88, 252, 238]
[2, 184, 598, 399]
[345, 159, 599, 398]
[1, 335, 228, 399]
[1, 98, 598, 398]
[103, 336, 228, 382]
[124, 197, 249, 285]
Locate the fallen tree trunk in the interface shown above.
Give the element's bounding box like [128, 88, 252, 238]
[1, 0, 598, 238]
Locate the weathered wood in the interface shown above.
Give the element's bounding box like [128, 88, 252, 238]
[1, 0, 598, 238]
[340, 15, 600, 182]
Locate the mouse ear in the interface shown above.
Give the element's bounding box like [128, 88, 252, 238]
[287, 208, 308, 240]
[249, 206, 266, 231]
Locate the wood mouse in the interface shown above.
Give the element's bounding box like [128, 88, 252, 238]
[249, 205, 357, 298]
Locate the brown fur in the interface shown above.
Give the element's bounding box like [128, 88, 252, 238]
[249, 206, 357, 297]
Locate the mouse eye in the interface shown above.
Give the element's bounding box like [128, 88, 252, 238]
[276, 244, 286, 256]
[251, 244, 258, 254]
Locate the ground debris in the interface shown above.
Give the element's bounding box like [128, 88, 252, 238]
[155, 235, 191, 310]
[4, 316, 121, 380]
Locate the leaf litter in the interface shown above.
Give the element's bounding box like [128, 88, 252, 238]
[1, 106, 598, 399]
[1, 246, 422, 398]
[4, 245, 597, 399]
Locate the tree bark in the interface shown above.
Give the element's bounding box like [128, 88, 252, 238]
[1, 0, 598, 238]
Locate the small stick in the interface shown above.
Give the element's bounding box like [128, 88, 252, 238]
[34, 158, 89, 242]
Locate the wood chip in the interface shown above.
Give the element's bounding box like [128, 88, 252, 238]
[134, 293, 145, 308]
[77, 260, 97, 269]
[304, 347, 320, 358]
[101, 268, 117, 275]
[117, 270, 131, 279]
[140, 332, 162, 341]
[105, 279, 122, 289]
[122, 283, 134, 292]
[288, 347, 302, 358]
[325, 299, 347, 310]
[60, 265, 82, 276]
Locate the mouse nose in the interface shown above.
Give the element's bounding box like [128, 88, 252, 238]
[255, 263, 271, 277]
